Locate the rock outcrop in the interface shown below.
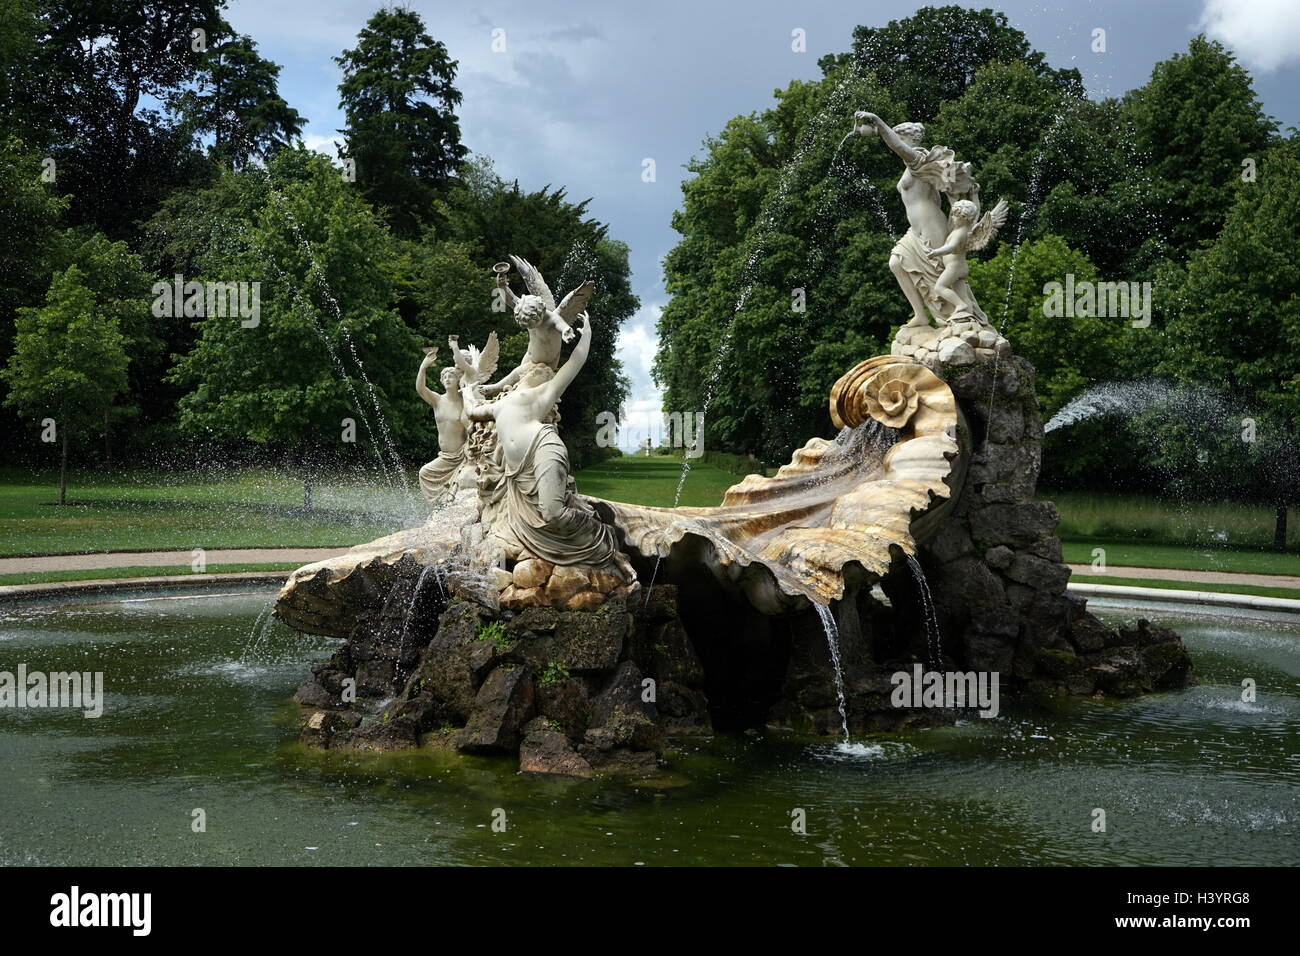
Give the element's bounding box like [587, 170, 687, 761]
[296, 579, 710, 776]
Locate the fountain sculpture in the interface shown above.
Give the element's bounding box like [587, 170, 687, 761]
[277, 117, 1192, 776]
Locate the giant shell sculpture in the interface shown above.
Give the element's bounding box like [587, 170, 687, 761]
[595, 356, 964, 612]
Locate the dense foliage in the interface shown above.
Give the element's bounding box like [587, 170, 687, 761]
[0, 1, 634, 497]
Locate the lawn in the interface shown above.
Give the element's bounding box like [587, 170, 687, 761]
[4, 458, 1298, 591]
[1059, 540, 1300, 577]
[0, 466, 414, 557]
[1050, 490, 1298, 551]
[573, 455, 739, 508]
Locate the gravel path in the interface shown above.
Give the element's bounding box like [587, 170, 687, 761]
[1067, 564, 1300, 590]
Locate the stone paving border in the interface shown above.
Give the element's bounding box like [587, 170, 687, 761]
[1069, 582, 1300, 614]
[1067, 563, 1300, 590]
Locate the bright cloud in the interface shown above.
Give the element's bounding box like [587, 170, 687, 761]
[1199, 0, 1300, 72]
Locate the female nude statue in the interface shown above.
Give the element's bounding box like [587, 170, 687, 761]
[853, 111, 1000, 327]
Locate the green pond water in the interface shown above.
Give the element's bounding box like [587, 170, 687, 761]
[0, 586, 1295, 866]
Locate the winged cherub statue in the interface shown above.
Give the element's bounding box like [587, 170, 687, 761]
[928, 197, 1009, 320]
[447, 331, 500, 389]
[482, 255, 595, 397]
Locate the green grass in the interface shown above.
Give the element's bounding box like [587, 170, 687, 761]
[0, 466, 410, 557]
[572, 455, 740, 508]
[0, 562, 300, 587]
[1071, 574, 1300, 601]
[0, 457, 736, 560]
[1050, 490, 1298, 551]
[1059, 540, 1300, 577]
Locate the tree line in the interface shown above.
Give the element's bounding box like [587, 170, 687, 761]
[0, 1, 635, 504]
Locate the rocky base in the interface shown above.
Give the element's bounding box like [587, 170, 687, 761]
[906, 354, 1194, 696]
[893, 317, 1010, 367]
[286, 349, 1195, 767]
[296, 581, 711, 777]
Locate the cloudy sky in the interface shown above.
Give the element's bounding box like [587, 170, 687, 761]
[226, 0, 1300, 449]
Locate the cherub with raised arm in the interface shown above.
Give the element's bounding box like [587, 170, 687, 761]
[929, 197, 1010, 319]
[482, 255, 594, 397]
[415, 347, 470, 501]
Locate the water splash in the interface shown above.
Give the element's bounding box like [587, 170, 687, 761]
[645, 65, 872, 605]
[1042, 380, 1238, 433]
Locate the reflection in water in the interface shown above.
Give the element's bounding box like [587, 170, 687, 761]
[0, 587, 1295, 866]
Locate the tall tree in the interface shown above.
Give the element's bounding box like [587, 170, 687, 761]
[34, 0, 224, 237]
[336, 6, 467, 235]
[169, 147, 420, 507]
[818, 4, 1082, 123]
[2, 265, 129, 502]
[183, 32, 304, 167]
[50, 229, 160, 458]
[1124, 35, 1277, 253]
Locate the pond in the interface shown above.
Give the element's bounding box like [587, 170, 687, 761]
[1, 587, 1294, 866]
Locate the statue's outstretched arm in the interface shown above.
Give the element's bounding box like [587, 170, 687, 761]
[483, 365, 522, 397]
[538, 315, 592, 409]
[462, 385, 495, 422]
[859, 112, 921, 165]
[416, 351, 440, 409]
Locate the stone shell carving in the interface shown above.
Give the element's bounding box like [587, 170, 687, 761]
[596, 356, 963, 611]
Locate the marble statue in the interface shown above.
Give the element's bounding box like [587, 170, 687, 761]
[463, 317, 632, 580]
[483, 255, 595, 397]
[401, 256, 635, 608]
[851, 111, 1010, 366]
[415, 348, 470, 501]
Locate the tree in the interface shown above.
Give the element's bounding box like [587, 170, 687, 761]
[0, 136, 68, 353]
[968, 235, 1132, 417]
[928, 61, 1159, 276]
[33, 0, 224, 237]
[1158, 144, 1300, 548]
[818, 5, 1082, 123]
[169, 147, 420, 507]
[1124, 35, 1277, 253]
[50, 229, 160, 459]
[2, 266, 129, 503]
[183, 32, 304, 167]
[656, 68, 912, 461]
[336, 7, 467, 235]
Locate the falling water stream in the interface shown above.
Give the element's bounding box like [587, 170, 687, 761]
[814, 602, 851, 744]
[907, 554, 942, 668]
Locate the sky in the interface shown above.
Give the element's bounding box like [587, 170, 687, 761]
[225, 0, 1300, 450]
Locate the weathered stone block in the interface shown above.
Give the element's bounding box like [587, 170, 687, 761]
[458, 665, 535, 754]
